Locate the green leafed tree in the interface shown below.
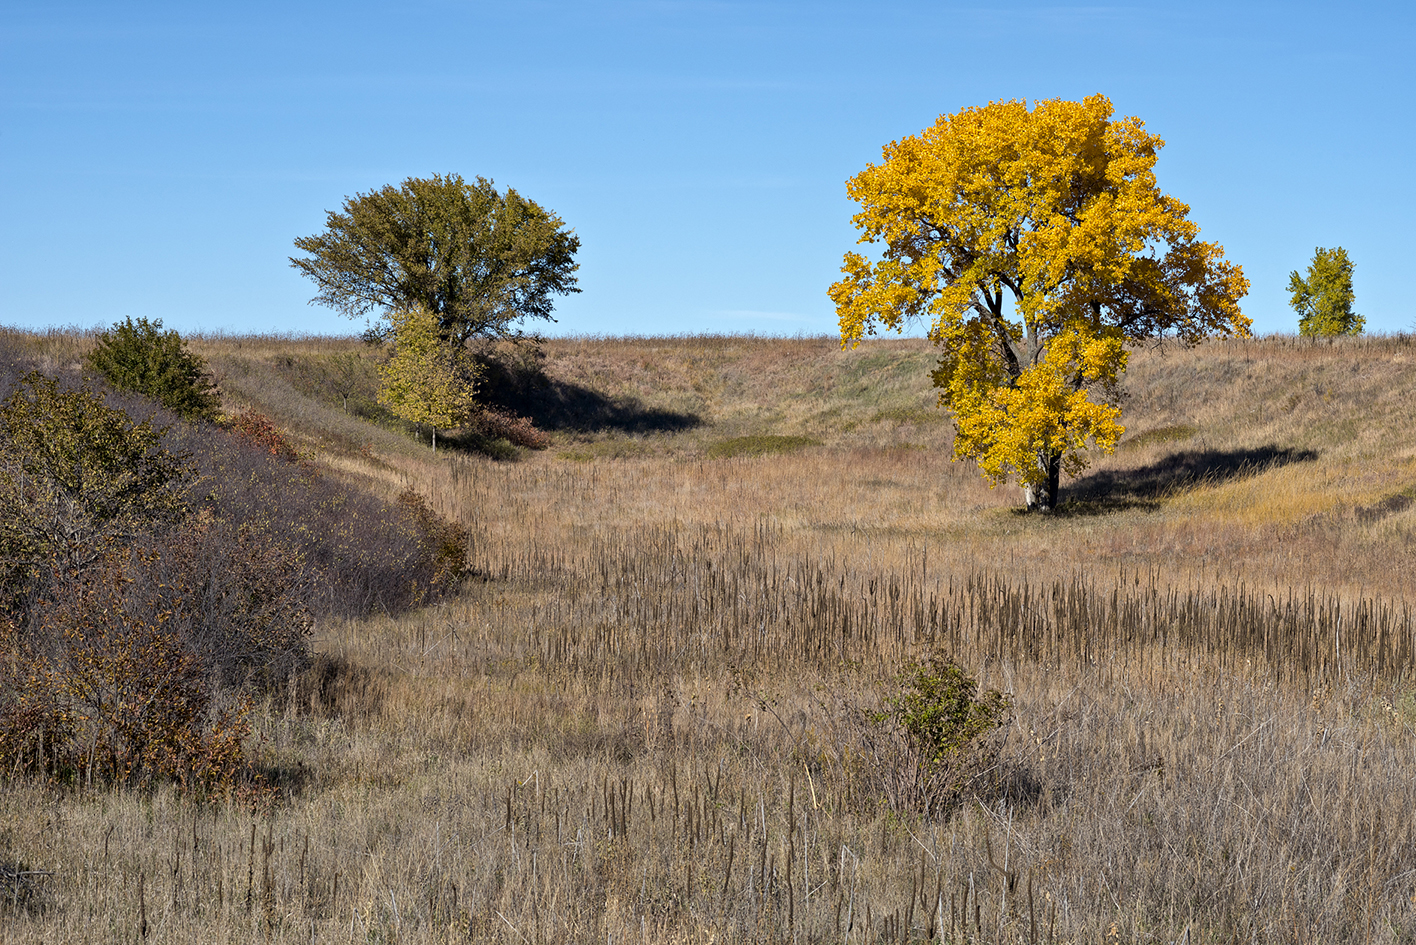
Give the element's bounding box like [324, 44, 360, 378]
[85, 317, 220, 422]
[1290, 246, 1362, 337]
[290, 173, 580, 345]
[377, 307, 480, 451]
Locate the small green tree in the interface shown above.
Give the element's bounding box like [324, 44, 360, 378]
[1290, 247, 1362, 337]
[325, 352, 367, 413]
[86, 317, 220, 421]
[377, 307, 480, 451]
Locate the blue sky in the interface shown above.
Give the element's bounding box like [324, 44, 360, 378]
[2, 1, 1411, 338]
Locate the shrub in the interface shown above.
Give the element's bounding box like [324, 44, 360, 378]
[0, 372, 192, 608]
[1, 551, 251, 790]
[138, 517, 314, 690]
[0, 354, 466, 792]
[0, 371, 312, 791]
[85, 317, 220, 422]
[179, 416, 470, 618]
[471, 406, 551, 449]
[396, 490, 472, 595]
[0, 518, 312, 790]
[859, 656, 1012, 817]
[229, 409, 304, 464]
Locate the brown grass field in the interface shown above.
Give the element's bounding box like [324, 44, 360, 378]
[4, 330, 1416, 943]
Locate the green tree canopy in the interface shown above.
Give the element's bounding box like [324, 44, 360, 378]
[291, 174, 580, 346]
[830, 94, 1250, 511]
[1290, 246, 1361, 337]
[85, 317, 220, 422]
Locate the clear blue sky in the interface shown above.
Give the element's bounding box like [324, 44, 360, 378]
[2, 1, 1411, 338]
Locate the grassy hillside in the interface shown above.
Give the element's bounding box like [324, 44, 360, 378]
[180, 330, 1416, 598]
[4, 329, 1416, 943]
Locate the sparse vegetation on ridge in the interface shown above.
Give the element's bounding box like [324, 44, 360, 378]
[2, 328, 1416, 942]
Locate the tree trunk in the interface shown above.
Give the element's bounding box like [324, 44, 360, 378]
[431, 426, 437, 452]
[1041, 452, 1061, 512]
[1023, 453, 1063, 513]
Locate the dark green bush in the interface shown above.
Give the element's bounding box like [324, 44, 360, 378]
[883, 657, 1011, 764]
[86, 317, 220, 421]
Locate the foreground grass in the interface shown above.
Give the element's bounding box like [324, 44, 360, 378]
[4, 331, 1416, 942]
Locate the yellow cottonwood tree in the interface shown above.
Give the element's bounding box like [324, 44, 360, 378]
[377, 306, 479, 451]
[831, 94, 1250, 510]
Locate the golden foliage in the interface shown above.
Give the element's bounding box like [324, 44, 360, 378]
[942, 321, 1126, 489]
[831, 94, 1250, 504]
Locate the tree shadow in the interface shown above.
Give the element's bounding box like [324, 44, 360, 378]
[1055, 444, 1321, 516]
[475, 350, 702, 435]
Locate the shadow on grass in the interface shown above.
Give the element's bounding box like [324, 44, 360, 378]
[1053, 444, 1322, 516]
[477, 355, 702, 436]
[1356, 489, 1415, 523]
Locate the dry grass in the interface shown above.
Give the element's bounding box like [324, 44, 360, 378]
[5, 329, 1416, 942]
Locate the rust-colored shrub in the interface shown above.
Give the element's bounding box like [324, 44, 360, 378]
[0, 370, 315, 792]
[471, 406, 551, 449]
[3, 553, 251, 791]
[228, 409, 304, 464]
[0, 510, 315, 792]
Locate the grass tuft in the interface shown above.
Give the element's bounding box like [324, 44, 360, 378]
[705, 434, 821, 458]
[1119, 422, 1198, 450]
[870, 405, 942, 425]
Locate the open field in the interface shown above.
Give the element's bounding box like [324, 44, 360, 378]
[4, 330, 1416, 943]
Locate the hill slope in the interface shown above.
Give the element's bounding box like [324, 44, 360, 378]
[175, 331, 1416, 599]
